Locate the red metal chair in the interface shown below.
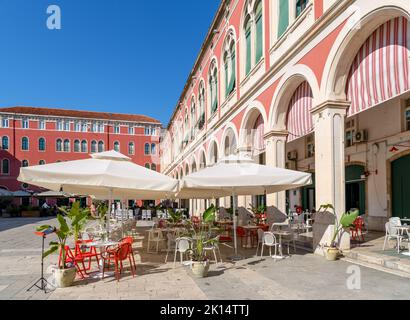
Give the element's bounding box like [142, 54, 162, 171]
[351, 217, 365, 242]
[102, 242, 136, 282]
[58, 246, 89, 279]
[236, 227, 247, 247]
[74, 240, 100, 273]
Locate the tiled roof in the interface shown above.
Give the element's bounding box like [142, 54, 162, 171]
[0, 106, 161, 124]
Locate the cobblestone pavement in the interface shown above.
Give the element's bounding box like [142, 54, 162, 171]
[1, 218, 409, 300]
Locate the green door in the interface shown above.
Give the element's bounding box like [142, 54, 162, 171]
[302, 173, 316, 211]
[345, 165, 366, 215]
[392, 155, 410, 219]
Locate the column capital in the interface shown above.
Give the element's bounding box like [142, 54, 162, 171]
[311, 100, 350, 116]
[263, 130, 289, 141]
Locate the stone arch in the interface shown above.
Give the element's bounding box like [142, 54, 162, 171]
[323, 5, 410, 101]
[199, 148, 207, 169]
[269, 65, 320, 132]
[208, 139, 219, 166]
[239, 100, 268, 152]
[221, 123, 239, 157]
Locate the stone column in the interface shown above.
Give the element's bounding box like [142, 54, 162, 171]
[311, 100, 350, 254]
[264, 131, 288, 215]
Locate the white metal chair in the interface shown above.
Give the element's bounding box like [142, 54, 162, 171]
[260, 232, 279, 259]
[203, 235, 222, 265]
[255, 228, 265, 256]
[383, 222, 404, 253]
[146, 210, 152, 221]
[173, 237, 192, 267]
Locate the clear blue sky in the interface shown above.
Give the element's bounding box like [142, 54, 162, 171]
[0, 0, 220, 125]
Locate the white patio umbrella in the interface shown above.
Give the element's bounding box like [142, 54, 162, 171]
[177, 154, 312, 259]
[18, 150, 179, 233]
[18, 150, 178, 200]
[0, 189, 13, 197]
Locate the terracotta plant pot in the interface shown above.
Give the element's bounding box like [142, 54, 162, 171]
[326, 247, 340, 261]
[191, 260, 210, 278]
[54, 267, 76, 288]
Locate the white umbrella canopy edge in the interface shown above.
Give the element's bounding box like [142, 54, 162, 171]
[17, 150, 179, 199]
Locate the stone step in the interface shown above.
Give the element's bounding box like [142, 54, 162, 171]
[343, 250, 410, 278]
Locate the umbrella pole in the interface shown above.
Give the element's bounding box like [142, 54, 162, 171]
[229, 191, 244, 261]
[107, 189, 113, 239]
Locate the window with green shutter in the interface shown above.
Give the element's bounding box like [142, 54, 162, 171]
[245, 18, 252, 76]
[255, 1, 263, 63]
[224, 55, 229, 98]
[296, 0, 308, 17]
[229, 50, 236, 94]
[278, 0, 289, 38]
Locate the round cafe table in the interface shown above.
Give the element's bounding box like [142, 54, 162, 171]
[242, 225, 259, 248]
[85, 240, 119, 279]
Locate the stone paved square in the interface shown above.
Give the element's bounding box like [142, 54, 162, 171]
[0, 218, 409, 300]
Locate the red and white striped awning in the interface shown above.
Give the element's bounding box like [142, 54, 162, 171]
[286, 81, 313, 142]
[347, 17, 410, 117]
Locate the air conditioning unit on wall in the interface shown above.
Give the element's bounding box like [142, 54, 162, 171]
[287, 151, 298, 161]
[354, 130, 368, 144]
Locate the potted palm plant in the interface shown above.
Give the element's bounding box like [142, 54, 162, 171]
[186, 205, 218, 278]
[249, 204, 268, 225]
[36, 201, 90, 288]
[317, 204, 359, 261]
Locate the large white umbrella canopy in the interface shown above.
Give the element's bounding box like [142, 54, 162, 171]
[177, 155, 312, 199]
[177, 154, 312, 259]
[17, 150, 178, 200]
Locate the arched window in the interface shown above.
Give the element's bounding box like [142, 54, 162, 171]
[151, 143, 156, 155]
[98, 141, 104, 153]
[21, 160, 29, 167]
[243, 0, 264, 76]
[244, 15, 252, 75]
[223, 34, 236, 98]
[91, 140, 97, 153]
[74, 140, 80, 152]
[209, 60, 218, 115]
[2, 159, 9, 175]
[22, 137, 29, 151]
[198, 82, 206, 130]
[128, 142, 135, 155]
[39, 160, 46, 165]
[114, 141, 120, 152]
[56, 139, 63, 152]
[191, 98, 196, 125]
[38, 138, 46, 151]
[151, 163, 157, 171]
[2, 136, 9, 150]
[145, 163, 150, 169]
[144, 143, 150, 155]
[63, 139, 70, 152]
[254, 0, 263, 63]
[81, 140, 88, 153]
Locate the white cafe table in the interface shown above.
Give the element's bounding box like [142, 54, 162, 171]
[242, 225, 259, 248]
[272, 230, 292, 259]
[85, 241, 119, 279]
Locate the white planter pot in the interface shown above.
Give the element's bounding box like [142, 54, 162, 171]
[54, 267, 76, 288]
[191, 260, 210, 278]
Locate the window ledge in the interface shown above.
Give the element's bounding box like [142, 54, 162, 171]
[240, 58, 265, 87]
[270, 3, 313, 54]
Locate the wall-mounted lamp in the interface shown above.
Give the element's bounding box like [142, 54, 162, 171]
[389, 146, 399, 153]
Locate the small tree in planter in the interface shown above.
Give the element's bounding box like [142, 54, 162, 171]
[317, 204, 359, 261]
[36, 201, 90, 288]
[248, 204, 268, 225]
[186, 205, 219, 277]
